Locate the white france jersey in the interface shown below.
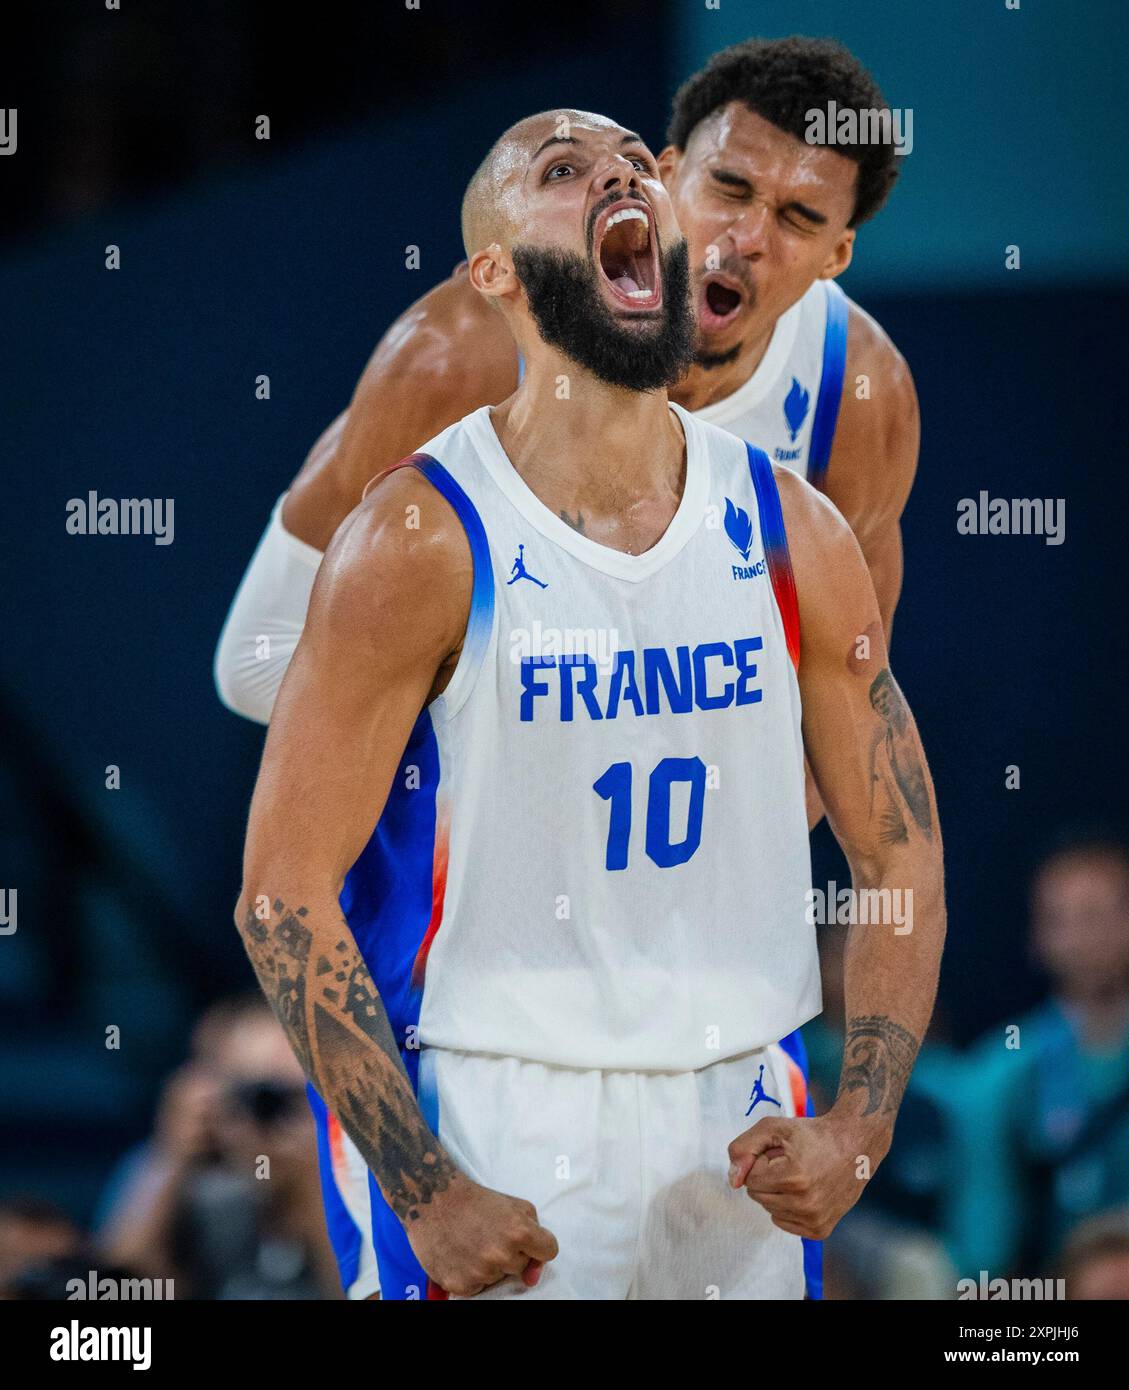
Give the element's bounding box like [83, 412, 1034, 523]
[692, 278, 848, 488]
[340, 403, 820, 1074]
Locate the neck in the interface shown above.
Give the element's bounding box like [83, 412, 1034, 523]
[494, 344, 685, 506]
[670, 317, 776, 413]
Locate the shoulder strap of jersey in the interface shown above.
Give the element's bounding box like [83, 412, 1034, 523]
[806, 280, 849, 493]
[745, 441, 800, 672]
[364, 451, 496, 720]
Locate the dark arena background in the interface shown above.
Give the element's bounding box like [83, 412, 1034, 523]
[1, 0, 1128, 1344]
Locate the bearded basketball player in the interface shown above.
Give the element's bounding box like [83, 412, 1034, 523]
[219, 36, 919, 1303]
[234, 111, 945, 1301]
[215, 37, 917, 730]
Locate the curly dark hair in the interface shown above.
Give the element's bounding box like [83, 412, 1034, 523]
[667, 36, 901, 227]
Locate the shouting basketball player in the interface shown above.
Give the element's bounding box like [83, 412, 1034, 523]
[234, 111, 945, 1300]
[215, 37, 918, 729]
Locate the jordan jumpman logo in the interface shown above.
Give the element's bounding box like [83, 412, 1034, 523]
[745, 1063, 782, 1116]
[507, 543, 548, 588]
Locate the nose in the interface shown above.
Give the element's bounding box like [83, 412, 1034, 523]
[728, 196, 772, 260]
[596, 151, 642, 196]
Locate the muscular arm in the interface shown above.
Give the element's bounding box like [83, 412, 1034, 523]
[820, 300, 919, 641]
[799, 301, 919, 827]
[729, 471, 944, 1239]
[236, 471, 469, 1217]
[788, 470, 945, 1145]
[234, 472, 556, 1293]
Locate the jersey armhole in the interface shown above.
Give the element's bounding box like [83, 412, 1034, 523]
[806, 280, 849, 492]
[371, 453, 496, 721]
[745, 441, 801, 673]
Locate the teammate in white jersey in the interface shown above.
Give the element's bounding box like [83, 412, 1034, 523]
[215, 37, 918, 730]
[234, 111, 945, 1300]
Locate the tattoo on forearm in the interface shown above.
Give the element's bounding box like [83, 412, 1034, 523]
[559, 508, 586, 534]
[240, 900, 456, 1221]
[869, 669, 932, 838]
[839, 1014, 920, 1116]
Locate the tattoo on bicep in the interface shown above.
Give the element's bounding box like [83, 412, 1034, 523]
[868, 669, 932, 838]
[877, 801, 909, 845]
[839, 1014, 920, 1116]
[559, 508, 585, 534]
[240, 900, 456, 1221]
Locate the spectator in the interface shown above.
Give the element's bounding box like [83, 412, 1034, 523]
[97, 995, 340, 1299]
[1059, 1208, 1129, 1299]
[951, 830, 1129, 1276]
[0, 1197, 85, 1296]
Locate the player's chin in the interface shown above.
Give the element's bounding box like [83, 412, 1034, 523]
[609, 309, 668, 339]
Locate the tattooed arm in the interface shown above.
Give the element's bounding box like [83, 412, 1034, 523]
[727, 468, 945, 1241]
[235, 470, 557, 1295]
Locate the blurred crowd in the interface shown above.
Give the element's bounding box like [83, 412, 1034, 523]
[1, 997, 341, 1300]
[3, 829, 1128, 1301]
[809, 828, 1129, 1298]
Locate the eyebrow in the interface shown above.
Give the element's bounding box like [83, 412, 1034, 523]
[532, 131, 648, 160]
[533, 135, 579, 159]
[710, 167, 829, 225]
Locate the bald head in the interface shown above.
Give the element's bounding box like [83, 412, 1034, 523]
[458, 111, 693, 392]
[460, 109, 639, 257]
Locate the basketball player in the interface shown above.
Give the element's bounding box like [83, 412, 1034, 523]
[218, 37, 917, 1300]
[215, 37, 918, 729]
[235, 112, 945, 1300]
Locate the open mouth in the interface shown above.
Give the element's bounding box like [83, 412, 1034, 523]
[594, 200, 661, 312]
[699, 273, 744, 331]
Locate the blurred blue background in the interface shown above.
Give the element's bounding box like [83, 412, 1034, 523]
[1, 0, 1127, 1296]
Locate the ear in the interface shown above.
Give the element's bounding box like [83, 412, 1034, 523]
[819, 228, 855, 282]
[657, 144, 681, 190]
[468, 243, 518, 300]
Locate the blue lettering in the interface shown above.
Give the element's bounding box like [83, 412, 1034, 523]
[692, 642, 734, 711]
[643, 644, 693, 715]
[520, 655, 555, 721]
[734, 637, 763, 706]
[560, 654, 603, 722]
[606, 650, 643, 719]
[519, 638, 766, 720]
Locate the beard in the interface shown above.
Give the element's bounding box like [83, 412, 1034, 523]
[510, 237, 694, 393]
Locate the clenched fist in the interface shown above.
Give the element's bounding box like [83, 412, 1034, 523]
[727, 1112, 892, 1241]
[406, 1172, 559, 1297]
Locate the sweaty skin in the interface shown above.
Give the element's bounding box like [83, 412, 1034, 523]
[283, 103, 918, 636]
[237, 114, 944, 1294]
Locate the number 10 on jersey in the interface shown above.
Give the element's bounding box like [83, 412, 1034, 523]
[593, 757, 707, 870]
